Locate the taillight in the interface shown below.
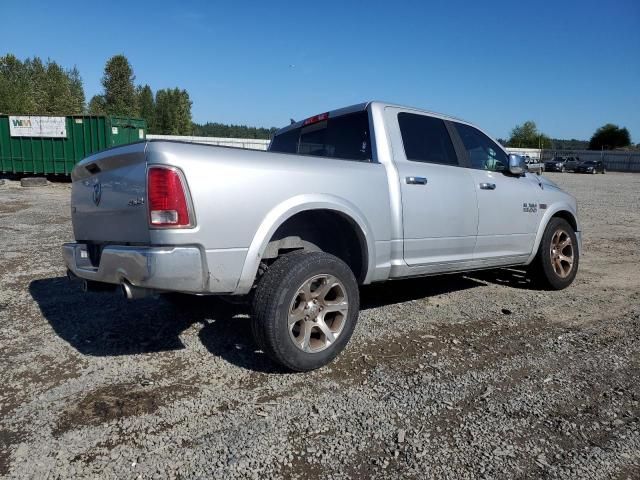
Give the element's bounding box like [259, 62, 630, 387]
[147, 166, 192, 228]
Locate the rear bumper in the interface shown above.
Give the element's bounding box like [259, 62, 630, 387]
[63, 243, 206, 293]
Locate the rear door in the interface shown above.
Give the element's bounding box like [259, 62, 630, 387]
[451, 122, 540, 260]
[385, 108, 478, 266]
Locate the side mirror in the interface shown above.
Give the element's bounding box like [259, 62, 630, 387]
[508, 154, 526, 175]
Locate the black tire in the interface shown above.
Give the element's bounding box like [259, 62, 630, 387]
[251, 251, 359, 371]
[602, 168, 606, 174]
[530, 217, 579, 290]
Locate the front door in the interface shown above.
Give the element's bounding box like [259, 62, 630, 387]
[451, 122, 540, 260]
[385, 108, 479, 267]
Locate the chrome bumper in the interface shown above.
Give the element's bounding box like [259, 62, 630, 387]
[62, 243, 206, 293]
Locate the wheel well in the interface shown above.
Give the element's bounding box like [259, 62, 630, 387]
[263, 210, 368, 283]
[552, 210, 578, 231]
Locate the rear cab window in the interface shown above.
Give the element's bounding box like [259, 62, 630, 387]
[269, 111, 372, 162]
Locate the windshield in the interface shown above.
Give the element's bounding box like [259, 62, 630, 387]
[269, 111, 372, 162]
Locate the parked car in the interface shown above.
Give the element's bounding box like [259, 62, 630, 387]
[544, 156, 568, 172]
[564, 156, 581, 171]
[64, 101, 581, 371]
[523, 156, 544, 174]
[575, 160, 606, 174]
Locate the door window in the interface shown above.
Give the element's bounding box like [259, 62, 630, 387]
[454, 123, 509, 172]
[398, 113, 458, 166]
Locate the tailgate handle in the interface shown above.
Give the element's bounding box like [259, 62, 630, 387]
[406, 176, 427, 185]
[479, 182, 496, 190]
[86, 163, 101, 174]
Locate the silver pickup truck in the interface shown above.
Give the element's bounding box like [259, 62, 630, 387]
[64, 101, 581, 371]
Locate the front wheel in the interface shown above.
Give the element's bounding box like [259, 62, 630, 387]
[530, 218, 579, 290]
[251, 251, 359, 371]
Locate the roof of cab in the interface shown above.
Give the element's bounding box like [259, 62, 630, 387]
[274, 100, 471, 136]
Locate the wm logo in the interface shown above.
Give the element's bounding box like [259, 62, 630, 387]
[12, 119, 32, 127]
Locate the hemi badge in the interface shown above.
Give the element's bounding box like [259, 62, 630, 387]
[539, 204, 547, 210]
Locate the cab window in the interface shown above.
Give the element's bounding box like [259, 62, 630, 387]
[454, 123, 508, 172]
[269, 111, 371, 162]
[398, 113, 458, 166]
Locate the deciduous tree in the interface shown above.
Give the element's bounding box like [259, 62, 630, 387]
[508, 121, 551, 148]
[588, 124, 631, 150]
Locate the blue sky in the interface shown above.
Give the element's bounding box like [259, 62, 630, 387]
[3, 0, 639, 141]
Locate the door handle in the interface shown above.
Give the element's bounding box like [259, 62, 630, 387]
[406, 176, 428, 185]
[479, 182, 496, 190]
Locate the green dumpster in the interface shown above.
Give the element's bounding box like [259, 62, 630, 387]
[0, 115, 147, 175]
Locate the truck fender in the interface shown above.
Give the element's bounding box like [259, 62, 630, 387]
[235, 194, 377, 294]
[526, 203, 581, 265]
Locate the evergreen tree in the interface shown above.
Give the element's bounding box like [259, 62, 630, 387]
[155, 88, 192, 135]
[101, 54, 137, 116]
[137, 84, 156, 132]
[174, 88, 192, 135]
[67, 66, 85, 114]
[88, 95, 106, 115]
[0, 54, 36, 113]
[0, 54, 85, 115]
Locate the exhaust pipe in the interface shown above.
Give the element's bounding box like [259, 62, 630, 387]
[81, 279, 116, 293]
[121, 281, 155, 300]
[67, 269, 78, 281]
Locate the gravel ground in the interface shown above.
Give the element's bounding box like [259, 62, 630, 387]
[1, 172, 639, 479]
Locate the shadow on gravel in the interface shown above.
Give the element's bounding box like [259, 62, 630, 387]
[360, 274, 484, 309]
[30, 272, 497, 372]
[29, 276, 285, 373]
[0, 172, 71, 183]
[467, 267, 539, 290]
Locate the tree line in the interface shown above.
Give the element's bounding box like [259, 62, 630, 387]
[2, 53, 635, 146]
[504, 120, 636, 151]
[0, 55, 84, 115]
[192, 122, 277, 139]
[84, 55, 193, 135]
[0, 53, 275, 138]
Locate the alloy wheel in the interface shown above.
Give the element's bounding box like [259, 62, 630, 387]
[550, 229, 574, 278]
[288, 274, 349, 353]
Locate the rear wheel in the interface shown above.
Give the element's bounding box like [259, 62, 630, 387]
[251, 251, 359, 371]
[530, 218, 579, 290]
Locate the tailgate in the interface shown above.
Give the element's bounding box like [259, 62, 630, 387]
[71, 142, 150, 243]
